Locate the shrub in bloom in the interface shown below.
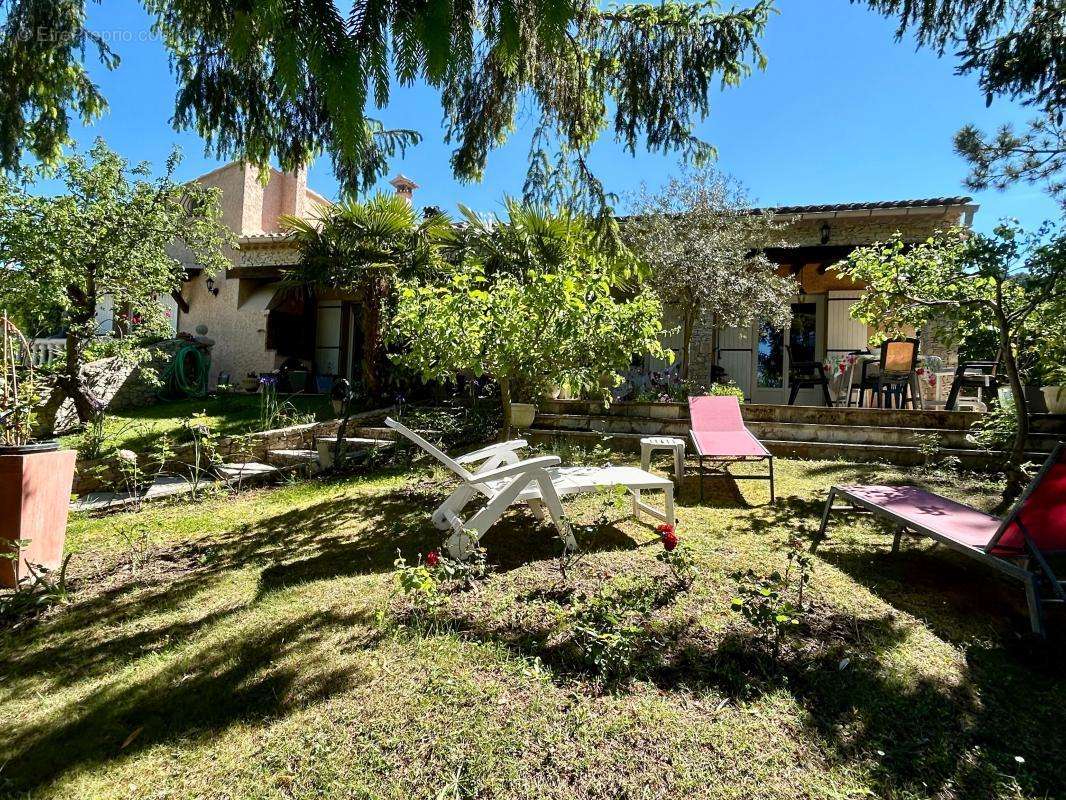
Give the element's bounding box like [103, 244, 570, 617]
[656, 523, 679, 551]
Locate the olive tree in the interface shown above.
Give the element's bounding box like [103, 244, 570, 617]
[841, 222, 1066, 503]
[623, 169, 796, 379]
[390, 204, 671, 434]
[0, 139, 231, 428]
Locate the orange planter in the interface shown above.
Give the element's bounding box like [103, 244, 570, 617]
[0, 448, 76, 588]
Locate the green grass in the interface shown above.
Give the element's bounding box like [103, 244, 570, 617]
[2, 453, 1063, 799]
[58, 393, 335, 456]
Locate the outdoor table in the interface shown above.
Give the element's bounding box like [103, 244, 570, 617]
[640, 436, 686, 482]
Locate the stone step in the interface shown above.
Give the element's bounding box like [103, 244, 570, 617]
[536, 399, 984, 431]
[532, 412, 1061, 453]
[265, 449, 320, 468]
[524, 427, 1049, 469]
[314, 437, 393, 469]
[217, 461, 280, 482]
[746, 420, 974, 449]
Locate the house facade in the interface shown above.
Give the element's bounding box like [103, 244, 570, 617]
[169, 163, 977, 402]
[169, 162, 332, 385]
[647, 197, 978, 403]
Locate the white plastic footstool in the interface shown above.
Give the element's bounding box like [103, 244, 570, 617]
[640, 436, 686, 482]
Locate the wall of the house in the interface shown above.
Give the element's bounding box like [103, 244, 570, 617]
[774, 210, 972, 248]
[173, 162, 331, 385]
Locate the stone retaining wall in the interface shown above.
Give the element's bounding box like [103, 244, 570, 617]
[72, 407, 391, 495]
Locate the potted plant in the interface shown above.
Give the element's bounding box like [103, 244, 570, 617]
[240, 372, 260, 393]
[509, 401, 537, 429]
[0, 315, 77, 589]
[1039, 365, 1066, 414]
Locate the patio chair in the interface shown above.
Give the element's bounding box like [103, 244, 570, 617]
[785, 345, 833, 407]
[849, 339, 919, 408]
[944, 357, 1001, 411]
[688, 396, 775, 504]
[811, 442, 1066, 636]
[385, 417, 675, 559]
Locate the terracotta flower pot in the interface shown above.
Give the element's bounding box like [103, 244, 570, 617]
[0, 447, 77, 588]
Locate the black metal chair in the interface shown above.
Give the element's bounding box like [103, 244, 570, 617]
[944, 358, 1001, 411]
[786, 345, 833, 406]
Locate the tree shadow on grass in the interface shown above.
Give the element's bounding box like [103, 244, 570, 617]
[1, 607, 379, 793]
[742, 495, 827, 536]
[815, 536, 1066, 643]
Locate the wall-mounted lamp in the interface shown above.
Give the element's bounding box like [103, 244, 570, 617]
[820, 223, 831, 245]
[205, 276, 220, 296]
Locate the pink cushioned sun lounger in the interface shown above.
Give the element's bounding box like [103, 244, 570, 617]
[688, 396, 774, 503]
[812, 442, 1066, 636]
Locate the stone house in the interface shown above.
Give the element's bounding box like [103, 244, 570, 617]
[167, 165, 976, 402]
[643, 197, 979, 404]
[170, 166, 427, 388]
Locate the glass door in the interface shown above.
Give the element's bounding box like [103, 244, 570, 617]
[749, 297, 826, 404]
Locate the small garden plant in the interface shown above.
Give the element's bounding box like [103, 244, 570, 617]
[729, 537, 814, 663]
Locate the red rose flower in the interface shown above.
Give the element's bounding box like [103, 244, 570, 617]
[662, 531, 679, 551]
[425, 550, 440, 567]
[656, 523, 675, 535]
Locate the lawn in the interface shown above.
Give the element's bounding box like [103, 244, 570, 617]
[2, 452, 1063, 799]
[58, 393, 336, 456]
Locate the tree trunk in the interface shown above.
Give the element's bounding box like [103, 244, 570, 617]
[360, 278, 386, 401]
[680, 309, 694, 380]
[57, 331, 100, 426]
[499, 376, 514, 440]
[709, 313, 718, 377]
[994, 308, 1030, 509]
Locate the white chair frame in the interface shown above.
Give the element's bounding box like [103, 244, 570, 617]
[385, 418, 675, 559]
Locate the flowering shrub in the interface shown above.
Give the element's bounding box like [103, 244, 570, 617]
[629, 367, 743, 402]
[730, 539, 813, 662]
[257, 374, 315, 431]
[393, 534, 492, 622]
[393, 550, 444, 619]
[729, 569, 800, 661]
[655, 524, 696, 589]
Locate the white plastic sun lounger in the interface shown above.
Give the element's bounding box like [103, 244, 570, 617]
[385, 417, 676, 559]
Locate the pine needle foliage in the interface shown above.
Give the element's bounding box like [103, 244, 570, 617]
[0, 0, 774, 211]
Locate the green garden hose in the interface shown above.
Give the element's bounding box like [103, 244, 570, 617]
[161, 342, 211, 398]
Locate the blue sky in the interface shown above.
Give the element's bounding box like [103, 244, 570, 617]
[46, 0, 1061, 233]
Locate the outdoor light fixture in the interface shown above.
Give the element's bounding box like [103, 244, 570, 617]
[820, 223, 831, 245]
[205, 276, 219, 296]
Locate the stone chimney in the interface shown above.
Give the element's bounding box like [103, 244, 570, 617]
[389, 174, 419, 204]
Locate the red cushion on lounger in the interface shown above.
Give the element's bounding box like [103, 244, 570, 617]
[688, 396, 746, 432]
[840, 484, 1001, 549]
[992, 456, 1066, 555]
[692, 430, 770, 459]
